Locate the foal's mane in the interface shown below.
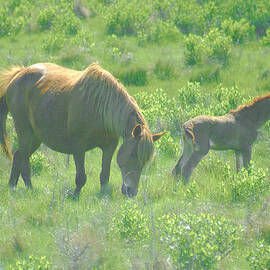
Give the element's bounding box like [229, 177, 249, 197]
[231, 93, 270, 114]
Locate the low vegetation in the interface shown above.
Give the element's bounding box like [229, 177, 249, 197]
[1, 0, 270, 269]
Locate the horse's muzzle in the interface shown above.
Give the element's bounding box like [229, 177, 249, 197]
[121, 184, 138, 198]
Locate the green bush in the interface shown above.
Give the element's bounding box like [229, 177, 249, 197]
[261, 28, 270, 46]
[135, 88, 181, 133]
[229, 165, 270, 202]
[139, 20, 179, 45]
[0, 6, 27, 36]
[42, 32, 67, 53]
[210, 84, 243, 115]
[158, 212, 241, 269]
[105, 0, 151, 36]
[37, 6, 57, 30]
[110, 202, 150, 243]
[221, 18, 254, 44]
[184, 29, 232, 66]
[10, 255, 51, 270]
[174, 0, 218, 35]
[247, 240, 270, 270]
[154, 131, 180, 157]
[30, 152, 50, 176]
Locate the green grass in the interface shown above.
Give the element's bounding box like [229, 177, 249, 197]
[1, 0, 270, 269]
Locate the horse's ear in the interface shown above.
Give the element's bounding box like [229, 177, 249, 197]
[152, 131, 167, 142]
[132, 124, 143, 138]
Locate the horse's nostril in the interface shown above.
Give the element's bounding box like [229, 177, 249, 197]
[121, 184, 137, 198]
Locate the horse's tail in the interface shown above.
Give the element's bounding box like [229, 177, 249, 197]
[182, 122, 196, 145]
[0, 66, 24, 160]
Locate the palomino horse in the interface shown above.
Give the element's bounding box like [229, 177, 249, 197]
[0, 63, 165, 197]
[173, 94, 270, 183]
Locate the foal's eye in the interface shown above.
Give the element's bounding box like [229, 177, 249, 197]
[131, 151, 137, 158]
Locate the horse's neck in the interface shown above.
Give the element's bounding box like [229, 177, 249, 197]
[237, 100, 270, 128]
[121, 110, 142, 139]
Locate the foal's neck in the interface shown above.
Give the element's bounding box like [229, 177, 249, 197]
[234, 98, 270, 128]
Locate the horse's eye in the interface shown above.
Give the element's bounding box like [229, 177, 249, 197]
[131, 151, 137, 158]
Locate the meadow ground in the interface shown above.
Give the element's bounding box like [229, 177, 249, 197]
[1, 0, 270, 269]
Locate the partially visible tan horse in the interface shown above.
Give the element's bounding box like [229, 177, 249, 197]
[0, 63, 165, 197]
[173, 94, 270, 183]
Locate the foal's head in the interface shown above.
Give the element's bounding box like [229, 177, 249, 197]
[117, 124, 165, 197]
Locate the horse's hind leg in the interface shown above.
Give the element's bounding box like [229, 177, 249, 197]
[73, 152, 86, 198]
[9, 134, 41, 189]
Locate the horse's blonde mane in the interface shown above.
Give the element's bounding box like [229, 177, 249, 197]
[0, 62, 154, 164]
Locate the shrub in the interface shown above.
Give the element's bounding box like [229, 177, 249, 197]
[184, 29, 232, 66]
[0, 5, 27, 36]
[261, 28, 270, 46]
[110, 202, 150, 243]
[154, 131, 180, 157]
[221, 18, 255, 44]
[158, 212, 241, 269]
[205, 28, 232, 64]
[174, 0, 217, 35]
[247, 240, 270, 270]
[210, 84, 243, 116]
[37, 6, 57, 30]
[42, 32, 67, 53]
[135, 88, 181, 133]
[184, 34, 205, 65]
[105, 0, 151, 36]
[229, 165, 270, 202]
[30, 152, 50, 176]
[140, 20, 179, 45]
[10, 255, 51, 270]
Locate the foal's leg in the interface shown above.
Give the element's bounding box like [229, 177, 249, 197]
[235, 151, 243, 172]
[181, 151, 208, 184]
[73, 152, 86, 198]
[172, 139, 192, 178]
[242, 146, 252, 169]
[100, 140, 118, 189]
[235, 147, 251, 172]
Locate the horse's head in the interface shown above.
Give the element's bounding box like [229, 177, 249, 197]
[117, 124, 166, 198]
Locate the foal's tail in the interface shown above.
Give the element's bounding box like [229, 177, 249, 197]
[0, 66, 25, 160]
[182, 122, 196, 145]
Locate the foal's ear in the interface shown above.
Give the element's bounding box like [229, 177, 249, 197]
[152, 131, 167, 142]
[132, 124, 143, 138]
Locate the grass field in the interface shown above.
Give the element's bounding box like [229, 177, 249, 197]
[1, 0, 270, 269]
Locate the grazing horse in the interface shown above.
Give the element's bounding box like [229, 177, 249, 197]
[0, 63, 165, 197]
[172, 94, 270, 183]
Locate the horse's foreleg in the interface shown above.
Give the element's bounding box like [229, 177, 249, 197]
[100, 140, 118, 189]
[181, 151, 207, 184]
[20, 155, 32, 188]
[73, 152, 86, 198]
